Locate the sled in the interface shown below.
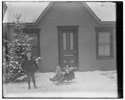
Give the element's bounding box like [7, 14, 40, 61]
[53, 80, 76, 86]
[51, 68, 76, 85]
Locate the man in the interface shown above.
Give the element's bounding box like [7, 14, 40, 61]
[22, 51, 39, 89]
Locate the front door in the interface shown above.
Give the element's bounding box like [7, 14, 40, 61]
[58, 26, 78, 68]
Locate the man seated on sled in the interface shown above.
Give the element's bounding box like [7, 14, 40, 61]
[62, 64, 75, 81]
[50, 66, 64, 82]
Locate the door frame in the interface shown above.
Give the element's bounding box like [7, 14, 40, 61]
[57, 26, 79, 68]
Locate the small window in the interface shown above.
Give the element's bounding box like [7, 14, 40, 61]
[70, 32, 73, 50]
[96, 28, 113, 58]
[63, 32, 66, 50]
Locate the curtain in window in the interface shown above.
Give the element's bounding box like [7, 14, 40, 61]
[98, 32, 111, 57]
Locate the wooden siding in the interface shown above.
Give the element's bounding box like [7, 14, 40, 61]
[35, 2, 116, 72]
[79, 27, 116, 71]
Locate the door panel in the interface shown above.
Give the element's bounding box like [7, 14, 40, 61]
[58, 27, 78, 68]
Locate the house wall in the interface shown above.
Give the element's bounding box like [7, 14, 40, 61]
[35, 2, 116, 72]
[4, 2, 116, 72]
[79, 26, 116, 71]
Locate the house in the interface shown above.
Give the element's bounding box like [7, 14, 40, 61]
[3, 2, 116, 72]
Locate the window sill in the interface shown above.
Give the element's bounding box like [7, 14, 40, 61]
[96, 56, 114, 59]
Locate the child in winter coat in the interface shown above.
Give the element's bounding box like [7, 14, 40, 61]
[63, 64, 75, 81]
[22, 51, 39, 89]
[50, 66, 64, 82]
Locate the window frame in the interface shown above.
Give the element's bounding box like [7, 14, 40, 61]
[96, 27, 114, 59]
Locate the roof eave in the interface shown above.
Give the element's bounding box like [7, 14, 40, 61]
[100, 21, 116, 25]
[33, 2, 53, 26]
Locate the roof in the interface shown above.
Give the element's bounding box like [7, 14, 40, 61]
[86, 2, 116, 22]
[3, 2, 50, 23]
[3, 2, 116, 24]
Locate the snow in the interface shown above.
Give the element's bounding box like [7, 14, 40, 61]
[3, 2, 50, 23]
[3, 2, 116, 23]
[86, 2, 116, 21]
[3, 70, 117, 98]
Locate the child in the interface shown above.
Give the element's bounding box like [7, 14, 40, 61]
[22, 51, 39, 89]
[50, 66, 64, 82]
[63, 64, 75, 81]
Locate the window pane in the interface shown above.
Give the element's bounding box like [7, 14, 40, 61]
[27, 33, 37, 46]
[98, 33, 105, 44]
[98, 45, 105, 56]
[70, 32, 73, 50]
[105, 44, 110, 56]
[32, 46, 38, 57]
[105, 32, 111, 43]
[63, 32, 66, 50]
[97, 30, 112, 57]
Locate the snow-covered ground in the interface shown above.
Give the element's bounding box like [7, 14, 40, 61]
[3, 70, 117, 98]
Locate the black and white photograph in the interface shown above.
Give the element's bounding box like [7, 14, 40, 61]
[2, 1, 122, 98]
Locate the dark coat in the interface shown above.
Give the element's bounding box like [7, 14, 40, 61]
[22, 57, 38, 74]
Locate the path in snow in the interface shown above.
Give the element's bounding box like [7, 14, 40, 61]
[3, 70, 117, 98]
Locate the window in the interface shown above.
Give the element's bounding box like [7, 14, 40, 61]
[24, 29, 40, 57]
[28, 33, 39, 57]
[96, 28, 113, 58]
